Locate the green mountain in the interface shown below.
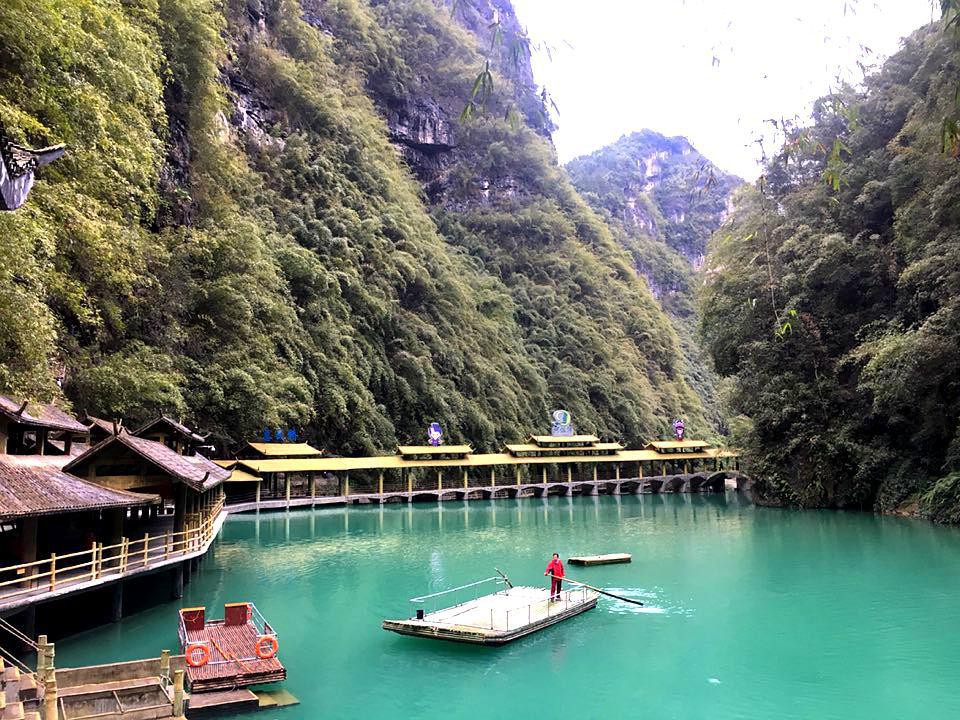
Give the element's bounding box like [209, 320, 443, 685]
[0, 0, 709, 453]
[567, 131, 742, 430]
[700, 23, 960, 520]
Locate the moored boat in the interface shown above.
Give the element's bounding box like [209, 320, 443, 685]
[568, 553, 632, 566]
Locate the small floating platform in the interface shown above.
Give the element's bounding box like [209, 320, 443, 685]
[179, 603, 285, 692]
[568, 553, 632, 566]
[382, 577, 598, 646]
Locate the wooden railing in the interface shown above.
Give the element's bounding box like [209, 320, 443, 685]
[0, 496, 225, 604]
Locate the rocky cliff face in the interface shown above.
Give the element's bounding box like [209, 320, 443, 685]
[567, 130, 741, 265]
[565, 131, 742, 431]
[0, 0, 712, 450]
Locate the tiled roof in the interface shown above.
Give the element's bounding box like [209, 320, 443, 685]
[0, 396, 89, 433]
[85, 416, 119, 436]
[0, 455, 158, 520]
[133, 416, 205, 443]
[65, 432, 230, 492]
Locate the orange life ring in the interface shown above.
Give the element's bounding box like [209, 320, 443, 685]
[255, 635, 278, 659]
[185, 643, 210, 668]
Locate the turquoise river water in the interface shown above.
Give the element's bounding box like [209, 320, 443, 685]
[56, 494, 960, 719]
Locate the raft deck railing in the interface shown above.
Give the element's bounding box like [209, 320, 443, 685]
[178, 602, 278, 669]
[409, 576, 507, 617]
[408, 578, 591, 632]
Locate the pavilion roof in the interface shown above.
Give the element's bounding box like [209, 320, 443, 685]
[528, 435, 602, 445]
[246, 442, 323, 458]
[645, 440, 711, 450]
[133, 416, 205, 443]
[65, 432, 230, 492]
[85, 416, 120, 436]
[0, 396, 88, 434]
[397, 445, 473, 456]
[0, 455, 158, 520]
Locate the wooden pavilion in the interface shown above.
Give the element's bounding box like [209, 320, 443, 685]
[0, 396, 90, 457]
[64, 431, 230, 535]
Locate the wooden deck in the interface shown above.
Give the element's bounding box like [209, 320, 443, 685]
[568, 553, 632, 566]
[382, 586, 597, 646]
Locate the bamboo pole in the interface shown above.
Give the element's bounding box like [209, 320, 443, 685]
[548, 574, 643, 606]
[143, 533, 150, 567]
[49, 554, 56, 591]
[89, 543, 97, 581]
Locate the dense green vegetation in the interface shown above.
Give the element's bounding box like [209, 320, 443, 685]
[0, 0, 708, 452]
[566, 131, 742, 431]
[701, 23, 960, 520]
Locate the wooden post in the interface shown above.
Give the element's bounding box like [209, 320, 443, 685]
[142, 533, 150, 567]
[437, 470, 442, 492]
[541, 466, 547, 484]
[44, 676, 57, 720]
[255, 480, 262, 506]
[36, 634, 47, 682]
[462, 469, 468, 489]
[592, 465, 598, 482]
[89, 542, 97, 580]
[515, 466, 521, 486]
[49, 554, 56, 590]
[406, 469, 412, 494]
[684, 460, 690, 474]
[567, 466, 572, 483]
[378, 472, 384, 495]
[638, 462, 643, 479]
[490, 468, 496, 487]
[164, 533, 171, 560]
[172, 669, 184, 717]
[160, 650, 170, 681]
[310, 474, 316, 499]
[661, 461, 667, 476]
[344, 473, 350, 497]
[285, 476, 291, 506]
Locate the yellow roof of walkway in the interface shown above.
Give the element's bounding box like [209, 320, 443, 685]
[226, 447, 737, 475]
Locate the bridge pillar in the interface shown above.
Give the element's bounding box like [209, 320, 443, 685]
[592, 465, 598, 483]
[567, 466, 572, 483]
[541, 466, 547, 484]
[490, 468, 496, 487]
[438, 470, 442, 492]
[463, 468, 468, 489]
[379, 472, 384, 495]
[615, 464, 620, 481]
[588, 483, 598, 496]
[515, 466, 521, 486]
[344, 473, 350, 497]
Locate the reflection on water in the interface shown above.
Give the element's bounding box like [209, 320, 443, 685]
[55, 492, 960, 720]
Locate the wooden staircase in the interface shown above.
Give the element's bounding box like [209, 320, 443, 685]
[0, 660, 41, 720]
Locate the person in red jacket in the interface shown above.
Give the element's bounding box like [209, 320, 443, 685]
[545, 552, 564, 601]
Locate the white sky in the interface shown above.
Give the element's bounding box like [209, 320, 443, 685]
[510, 0, 937, 179]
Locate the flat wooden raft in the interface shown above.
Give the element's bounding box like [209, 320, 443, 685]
[382, 586, 597, 646]
[568, 553, 632, 566]
[183, 622, 285, 692]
